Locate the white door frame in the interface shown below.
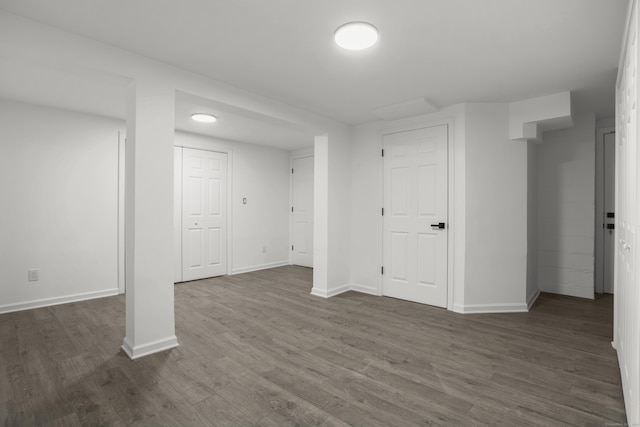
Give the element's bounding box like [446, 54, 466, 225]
[173, 145, 233, 282]
[289, 147, 314, 266]
[595, 126, 616, 293]
[378, 117, 456, 310]
[173, 146, 183, 283]
[118, 132, 126, 294]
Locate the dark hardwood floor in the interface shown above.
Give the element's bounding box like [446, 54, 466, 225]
[0, 266, 627, 426]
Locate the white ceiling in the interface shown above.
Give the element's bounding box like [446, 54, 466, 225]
[0, 61, 315, 149]
[175, 92, 316, 150]
[0, 0, 629, 138]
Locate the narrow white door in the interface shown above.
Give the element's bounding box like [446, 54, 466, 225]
[603, 131, 615, 293]
[291, 156, 314, 267]
[617, 98, 639, 425]
[616, 8, 640, 424]
[383, 125, 448, 307]
[173, 147, 183, 283]
[182, 148, 228, 281]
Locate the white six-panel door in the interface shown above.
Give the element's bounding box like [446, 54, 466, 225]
[182, 148, 228, 281]
[616, 3, 640, 422]
[383, 125, 448, 307]
[291, 156, 314, 267]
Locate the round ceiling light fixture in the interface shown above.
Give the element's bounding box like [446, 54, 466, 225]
[191, 113, 217, 123]
[334, 21, 378, 50]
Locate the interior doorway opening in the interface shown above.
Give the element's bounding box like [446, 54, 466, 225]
[595, 128, 616, 294]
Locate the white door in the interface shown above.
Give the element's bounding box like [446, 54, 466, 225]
[617, 101, 639, 425]
[291, 156, 314, 267]
[616, 7, 640, 424]
[173, 147, 183, 283]
[603, 131, 615, 293]
[182, 148, 228, 281]
[383, 125, 448, 307]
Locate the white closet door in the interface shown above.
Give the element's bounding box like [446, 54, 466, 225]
[182, 148, 228, 281]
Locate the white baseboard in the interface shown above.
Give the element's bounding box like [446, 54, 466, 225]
[306, 279, 535, 315]
[350, 283, 380, 296]
[527, 289, 541, 311]
[452, 302, 529, 314]
[231, 261, 290, 275]
[122, 336, 179, 360]
[0, 288, 120, 314]
[538, 283, 594, 300]
[310, 284, 351, 298]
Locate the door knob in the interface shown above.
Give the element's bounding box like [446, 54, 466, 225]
[431, 222, 446, 229]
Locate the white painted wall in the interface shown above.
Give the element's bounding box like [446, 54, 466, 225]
[462, 103, 528, 312]
[536, 114, 596, 299]
[312, 135, 329, 296]
[508, 92, 572, 140]
[349, 123, 384, 296]
[174, 131, 290, 275]
[327, 130, 352, 292]
[527, 142, 540, 306]
[349, 105, 467, 308]
[0, 99, 122, 313]
[349, 103, 529, 313]
[0, 10, 349, 307]
[597, 116, 616, 129]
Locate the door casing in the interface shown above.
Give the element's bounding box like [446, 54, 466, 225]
[595, 127, 616, 294]
[378, 118, 456, 310]
[173, 146, 233, 282]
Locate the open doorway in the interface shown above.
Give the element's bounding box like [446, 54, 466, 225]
[172, 91, 317, 280]
[595, 128, 616, 294]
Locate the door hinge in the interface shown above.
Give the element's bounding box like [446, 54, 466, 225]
[382, 207, 384, 216]
[381, 149, 384, 157]
[381, 266, 384, 275]
[292, 245, 294, 251]
[291, 168, 294, 174]
[292, 206, 294, 213]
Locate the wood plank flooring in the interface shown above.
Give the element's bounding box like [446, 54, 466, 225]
[0, 266, 627, 426]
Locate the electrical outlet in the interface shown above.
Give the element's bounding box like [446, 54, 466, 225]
[28, 268, 39, 282]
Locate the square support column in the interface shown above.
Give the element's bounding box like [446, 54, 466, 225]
[312, 135, 329, 296]
[122, 80, 178, 359]
[311, 132, 351, 298]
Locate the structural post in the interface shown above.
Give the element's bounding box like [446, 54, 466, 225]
[311, 135, 329, 297]
[122, 79, 178, 359]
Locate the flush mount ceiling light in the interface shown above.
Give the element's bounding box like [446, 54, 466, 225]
[334, 21, 378, 50]
[191, 113, 217, 123]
